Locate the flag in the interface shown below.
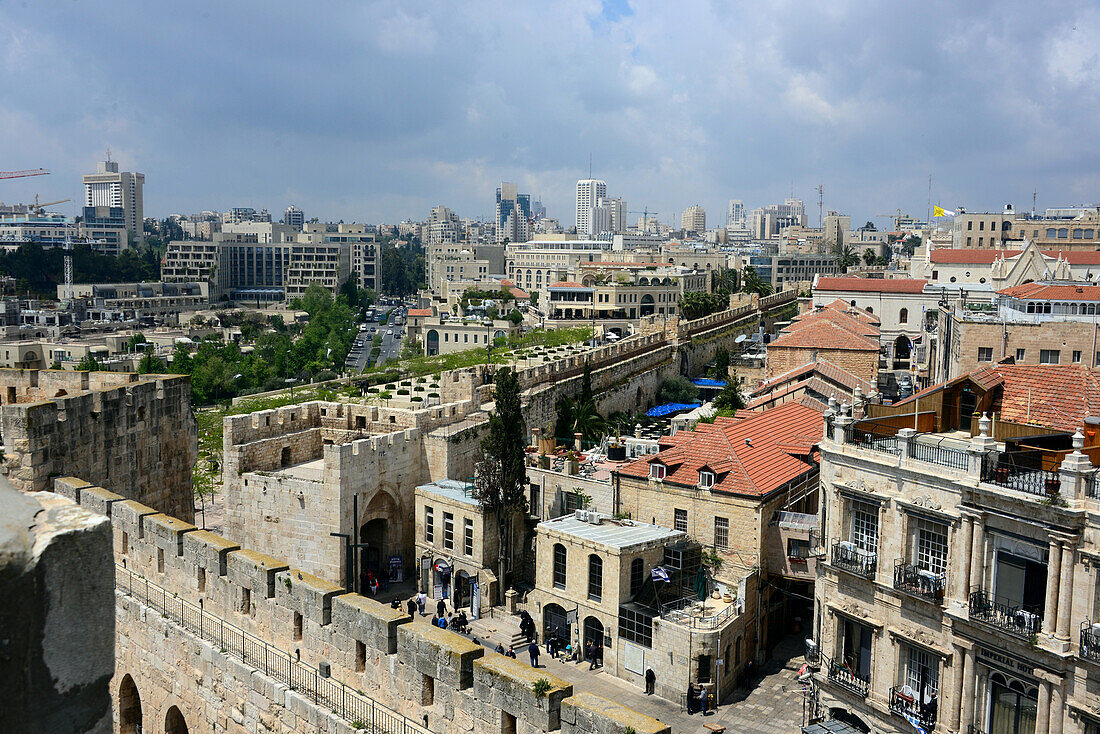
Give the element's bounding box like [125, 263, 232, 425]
[933, 206, 956, 218]
[651, 566, 671, 583]
[901, 711, 930, 734]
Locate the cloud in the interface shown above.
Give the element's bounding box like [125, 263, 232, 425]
[1, 0, 1098, 226]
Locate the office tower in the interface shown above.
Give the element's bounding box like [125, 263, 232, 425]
[576, 179, 607, 236]
[531, 198, 546, 220]
[589, 203, 612, 236]
[427, 205, 462, 244]
[496, 182, 532, 243]
[727, 200, 746, 229]
[681, 205, 706, 234]
[598, 196, 626, 233]
[83, 158, 144, 247]
[283, 205, 304, 230]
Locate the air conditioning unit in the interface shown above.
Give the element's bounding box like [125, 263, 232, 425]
[586, 512, 603, 525]
[575, 510, 589, 522]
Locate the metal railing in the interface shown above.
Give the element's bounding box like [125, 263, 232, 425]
[116, 565, 431, 734]
[981, 452, 1062, 497]
[893, 561, 946, 604]
[659, 594, 742, 629]
[823, 654, 870, 697]
[889, 686, 937, 728]
[968, 588, 1042, 637]
[1081, 620, 1100, 663]
[832, 541, 877, 578]
[843, 425, 901, 456]
[908, 440, 969, 471]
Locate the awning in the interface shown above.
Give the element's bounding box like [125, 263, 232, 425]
[434, 560, 451, 574]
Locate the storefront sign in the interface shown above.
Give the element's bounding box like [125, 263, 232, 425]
[978, 646, 1035, 677]
[388, 555, 403, 583]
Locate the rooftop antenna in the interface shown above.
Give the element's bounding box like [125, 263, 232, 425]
[816, 185, 824, 227]
[1033, 189, 1037, 217]
[926, 174, 932, 225]
[106, 148, 112, 163]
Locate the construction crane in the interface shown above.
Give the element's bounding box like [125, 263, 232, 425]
[0, 169, 49, 180]
[29, 195, 71, 216]
[627, 208, 659, 233]
[875, 209, 905, 230]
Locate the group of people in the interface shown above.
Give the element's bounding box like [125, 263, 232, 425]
[685, 682, 712, 715]
[403, 594, 470, 633]
[518, 610, 536, 642]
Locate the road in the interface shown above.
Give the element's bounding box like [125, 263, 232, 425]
[344, 306, 405, 373]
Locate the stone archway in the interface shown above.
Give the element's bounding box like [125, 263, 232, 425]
[360, 489, 403, 580]
[118, 674, 141, 734]
[165, 705, 189, 734]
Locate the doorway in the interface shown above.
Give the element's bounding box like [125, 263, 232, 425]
[583, 616, 604, 661]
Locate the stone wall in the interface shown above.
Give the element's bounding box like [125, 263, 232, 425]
[54, 476, 671, 734]
[0, 369, 196, 521]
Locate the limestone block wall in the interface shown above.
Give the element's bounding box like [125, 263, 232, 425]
[0, 370, 196, 521]
[57, 475, 671, 734]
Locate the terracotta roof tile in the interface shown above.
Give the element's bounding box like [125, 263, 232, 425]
[407, 308, 432, 317]
[929, 248, 1100, 265]
[768, 319, 879, 351]
[617, 402, 823, 497]
[548, 281, 587, 288]
[997, 283, 1100, 301]
[815, 277, 927, 293]
[508, 287, 531, 299]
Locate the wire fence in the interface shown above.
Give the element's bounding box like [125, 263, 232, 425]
[116, 565, 431, 734]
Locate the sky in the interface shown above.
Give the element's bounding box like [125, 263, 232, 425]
[2, 0, 1099, 229]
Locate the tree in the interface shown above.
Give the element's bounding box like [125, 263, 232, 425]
[712, 347, 730, 379]
[506, 309, 523, 325]
[833, 243, 858, 273]
[473, 368, 528, 602]
[530, 291, 539, 308]
[863, 248, 877, 266]
[75, 354, 103, 371]
[713, 380, 745, 411]
[741, 266, 774, 296]
[137, 350, 167, 374]
[862, 221, 877, 231]
[657, 377, 699, 404]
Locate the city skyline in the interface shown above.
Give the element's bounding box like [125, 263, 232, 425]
[2, 1, 1099, 228]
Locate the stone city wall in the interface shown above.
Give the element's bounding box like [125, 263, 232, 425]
[0, 369, 196, 521]
[53, 476, 671, 734]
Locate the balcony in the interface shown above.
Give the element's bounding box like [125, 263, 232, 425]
[1080, 620, 1100, 663]
[889, 686, 937, 729]
[968, 589, 1041, 637]
[832, 541, 877, 579]
[981, 451, 1063, 498]
[893, 561, 946, 604]
[824, 654, 870, 697]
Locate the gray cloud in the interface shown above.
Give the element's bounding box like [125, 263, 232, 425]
[1, 0, 1097, 227]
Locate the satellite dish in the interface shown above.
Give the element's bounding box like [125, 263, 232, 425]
[735, 334, 747, 343]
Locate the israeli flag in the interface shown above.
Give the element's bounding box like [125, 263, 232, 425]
[651, 566, 671, 583]
[901, 711, 929, 734]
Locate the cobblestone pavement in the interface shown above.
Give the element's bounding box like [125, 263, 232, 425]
[465, 623, 810, 734]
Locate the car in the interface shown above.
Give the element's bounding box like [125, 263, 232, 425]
[387, 329, 393, 336]
[355, 341, 363, 347]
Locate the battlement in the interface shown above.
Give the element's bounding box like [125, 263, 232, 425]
[61, 475, 670, 734]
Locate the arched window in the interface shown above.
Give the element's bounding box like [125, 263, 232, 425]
[630, 558, 645, 596]
[1058, 228, 1069, 239]
[553, 544, 567, 589]
[588, 554, 603, 601]
[899, 308, 908, 324]
[1074, 229, 1084, 239]
[1046, 228, 1057, 238]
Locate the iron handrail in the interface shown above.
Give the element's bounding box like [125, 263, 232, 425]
[893, 560, 946, 604]
[889, 685, 938, 728]
[832, 541, 877, 578]
[968, 588, 1041, 637]
[115, 564, 432, 734]
[1081, 620, 1100, 663]
[822, 653, 870, 697]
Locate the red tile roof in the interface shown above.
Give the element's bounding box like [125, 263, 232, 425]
[508, 287, 531, 299]
[548, 281, 587, 288]
[822, 298, 880, 324]
[407, 308, 432, 317]
[790, 308, 880, 339]
[768, 318, 879, 351]
[930, 248, 1100, 265]
[997, 283, 1100, 301]
[814, 277, 928, 294]
[617, 402, 823, 497]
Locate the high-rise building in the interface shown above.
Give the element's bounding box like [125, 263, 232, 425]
[82, 158, 144, 247]
[283, 205, 304, 230]
[575, 179, 607, 235]
[495, 182, 532, 243]
[531, 198, 546, 220]
[727, 199, 746, 229]
[681, 205, 706, 234]
[599, 196, 626, 233]
[588, 203, 612, 236]
[427, 205, 462, 244]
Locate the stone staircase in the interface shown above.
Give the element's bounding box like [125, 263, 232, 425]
[467, 610, 531, 651]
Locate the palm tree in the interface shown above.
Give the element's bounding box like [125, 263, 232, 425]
[741, 266, 774, 296]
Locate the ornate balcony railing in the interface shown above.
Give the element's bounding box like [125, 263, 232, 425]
[908, 440, 969, 471]
[824, 654, 870, 697]
[1080, 620, 1100, 663]
[893, 561, 946, 604]
[844, 425, 901, 456]
[968, 588, 1041, 637]
[981, 451, 1063, 497]
[889, 686, 937, 728]
[832, 541, 877, 578]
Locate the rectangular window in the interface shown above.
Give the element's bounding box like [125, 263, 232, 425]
[714, 517, 729, 549]
[977, 347, 993, 362]
[1015, 349, 1026, 362]
[294, 611, 303, 640]
[355, 641, 366, 672]
[904, 645, 939, 697]
[649, 464, 666, 480]
[618, 607, 654, 647]
[912, 517, 949, 575]
[240, 586, 251, 615]
[443, 512, 454, 550]
[157, 548, 165, 573]
[788, 538, 810, 559]
[674, 508, 688, 533]
[425, 505, 434, 543]
[699, 471, 715, 488]
[464, 518, 473, 556]
[197, 566, 206, 593]
[849, 500, 879, 554]
[1074, 350, 1083, 364]
[1040, 349, 1061, 364]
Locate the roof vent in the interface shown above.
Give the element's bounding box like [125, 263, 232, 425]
[744, 438, 752, 446]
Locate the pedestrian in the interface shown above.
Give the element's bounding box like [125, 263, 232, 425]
[431, 615, 439, 627]
[417, 592, 426, 616]
[545, 634, 555, 655]
[587, 641, 596, 670]
[528, 641, 540, 668]
[507, 646, 516, 659]
[596, 644, 603, 668]
[644, 668, 656, 695]
[687, 683, 697, 713]
[437, 599, 446, 618]
[496, 642, 506, 655]
[698, 686, 709, 715]
[406, 598, 417, 617]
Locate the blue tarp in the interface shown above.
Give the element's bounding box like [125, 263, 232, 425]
[646, 402, 702, 418]
[692, 378, 728, 388]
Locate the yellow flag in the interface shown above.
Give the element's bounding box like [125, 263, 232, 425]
[933, 205, 956, 217]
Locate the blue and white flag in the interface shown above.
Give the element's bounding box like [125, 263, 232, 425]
[651, 566, 671, 583]
[901, 711, 929, 734]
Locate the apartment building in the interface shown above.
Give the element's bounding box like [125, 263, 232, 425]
[952, 207, 1100, 250]
[682, 205, 706, 234]
[506, 239, 610, 297]
[811, 364, 1100, 734]
[82, 159, 144, 246]
[545, 264, 707, 322]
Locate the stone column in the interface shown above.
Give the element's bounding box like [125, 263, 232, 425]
[959, 646, 977, 729]
[1036, 679, 1052, 734]
[951, 645, 967, 731]
[1049, 681, 1065, 734]
[1044, 538, 1062, 637]
[1057, 541, 1076, 640]
[956, 516, 975, 602]
[969, 516, 986, 595]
